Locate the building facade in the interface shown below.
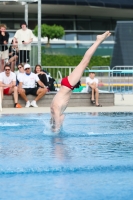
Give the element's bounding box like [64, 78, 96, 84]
[0, 0, 133, 48]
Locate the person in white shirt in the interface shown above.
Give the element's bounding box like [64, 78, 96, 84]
[86, 72, 102, 107]
[16, 63, 25, 85]
[18, 63, 47, 108]
[13, 21, 34, 63]
[0, 64, 22, 108]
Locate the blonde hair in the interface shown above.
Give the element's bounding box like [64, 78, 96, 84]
[0, 24, 7, 29]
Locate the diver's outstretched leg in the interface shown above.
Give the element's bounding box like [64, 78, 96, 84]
[68, 31, 111, 86]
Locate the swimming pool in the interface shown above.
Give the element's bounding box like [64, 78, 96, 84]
[73, 85, 133, 93]
[0, 112, 133, 200]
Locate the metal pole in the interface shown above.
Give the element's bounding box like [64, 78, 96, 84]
[38, 0, 41, 65]
[25, 2, 28, 25]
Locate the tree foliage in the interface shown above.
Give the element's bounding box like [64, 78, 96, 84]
[33, 24, 65, 46]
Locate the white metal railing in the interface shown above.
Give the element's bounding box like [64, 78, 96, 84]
[0, 63, 133, 97]
[0, 89, 2, 112]
[40, 66, 133, 94]
[57, 71, 62, 80]
[41, 66, 76, 82]
[7, 29, 115, 44]
[0, 44, 39, 69]
[41, 66, 90, 82]
[111, 66, 133, 94]
[86, 67, 133, 94]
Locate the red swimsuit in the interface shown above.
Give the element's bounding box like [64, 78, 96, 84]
[61, 77, 75, 90]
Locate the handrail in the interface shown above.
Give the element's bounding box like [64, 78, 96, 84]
[57, 70, 62, 80]
[0, 90, 2, 112]
[85, 70, 133, 73]
[39, 41, 114, 44]
[7, 29, 115, 33]
[7, 29, 115, 44]
[43, 66, 76, 69]
[112, 66, 133, 94]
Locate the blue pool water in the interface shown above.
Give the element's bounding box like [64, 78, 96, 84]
[73, 85, 133, 93]
[0, 112, 133, 200]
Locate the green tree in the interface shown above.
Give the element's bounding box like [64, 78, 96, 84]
[33, 24, 65, 47]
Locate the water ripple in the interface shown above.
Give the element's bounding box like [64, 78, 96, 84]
[0, 165, 133, 175]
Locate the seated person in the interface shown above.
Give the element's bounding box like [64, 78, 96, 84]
[18, 63, 47, 107]
[34, 65, 58, 91]
[34, 64, 49, 89]
[86, 72, 102, 107]
[8, 40, 19, 72]
[16, 63, 25, 85]
[0, 64, 22, 108]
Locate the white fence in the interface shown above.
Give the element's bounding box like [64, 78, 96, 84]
[40, 65, 133, 94]
[0, 44, 39, 69]
[111, 66, 133, 94]
[87, 66, 133, 94]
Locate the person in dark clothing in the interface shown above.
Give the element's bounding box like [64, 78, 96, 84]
[0, 24, 9, 72]
[0, 31, 2, 51]
[8, 40, 19, 72]
[0, 25, 3, 69]
[34, 64, 49, 89]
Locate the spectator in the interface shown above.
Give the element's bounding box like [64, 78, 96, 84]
[8, 40, 19, 72]
[0, 24, 9, 72]
[16, 63, 25, 85]
[18, 63, 47, 107]
[34, 65, 57, 92]
[0, 64, 22, 108]
[34, 64, 49, 89]
[0, 25, 2, 68]
[86, 72, 102, 107]
[13, 21, 34, 63]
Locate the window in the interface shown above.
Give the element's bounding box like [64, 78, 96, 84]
[77, 33, 92, 41]
[76, 20, 91, 30]
[41, 20, 73, 30]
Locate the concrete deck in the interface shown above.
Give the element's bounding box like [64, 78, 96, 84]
[2, 92, 114, 108]
[1, 93, 133, 114]
[1, 106, 133, 114]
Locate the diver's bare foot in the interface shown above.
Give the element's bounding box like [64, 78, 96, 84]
[97, 31, 111, 43]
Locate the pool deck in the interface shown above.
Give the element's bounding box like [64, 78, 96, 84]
[1, 94, 133, 114]
[1, 105, 133, 114]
